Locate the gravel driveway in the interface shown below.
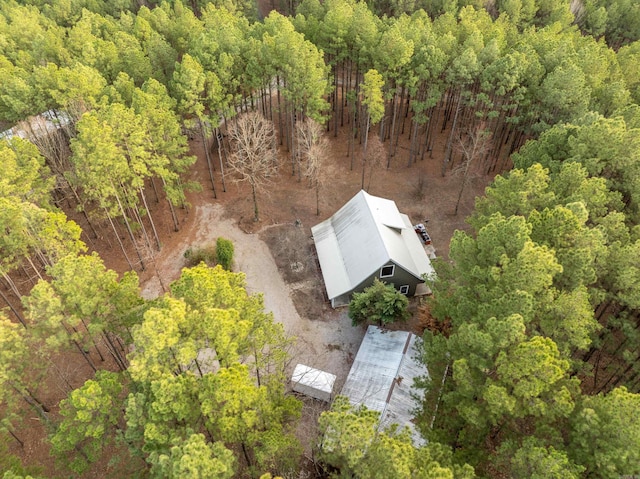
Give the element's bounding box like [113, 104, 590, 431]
[141, 203, 365, 391]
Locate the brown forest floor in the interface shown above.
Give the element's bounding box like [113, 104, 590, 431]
[4, 2, 629, 475]
[5, 102, 496, 477]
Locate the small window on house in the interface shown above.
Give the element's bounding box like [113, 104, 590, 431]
[399, 285, 409, 295]
[380, 264, 395, 278]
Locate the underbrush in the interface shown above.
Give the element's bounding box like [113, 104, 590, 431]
[183, 237, 235, 270]
[183, 244, 217, 267]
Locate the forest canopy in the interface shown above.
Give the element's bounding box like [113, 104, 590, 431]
[0, 0, 639, 477]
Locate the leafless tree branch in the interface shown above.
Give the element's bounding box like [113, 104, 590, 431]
[452, 127, 491, 215]
[227, 112, 279, 221]
[296, 119, 329, 215]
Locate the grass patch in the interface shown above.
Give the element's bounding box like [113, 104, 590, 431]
[183, 245, 217, 267]
[183, 238, 235, 270]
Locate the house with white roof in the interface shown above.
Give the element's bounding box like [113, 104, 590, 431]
[311, 190, 435, 308]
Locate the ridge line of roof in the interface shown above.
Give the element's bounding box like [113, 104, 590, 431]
[361, 190, 398, 263]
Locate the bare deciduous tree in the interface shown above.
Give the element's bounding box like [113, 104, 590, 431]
[227, 112, 279, 221]
[20, 110, 100, 240]
[297, 118, 328, 215]
[19, 117, 71, 176]
[453, 127, 490, 215]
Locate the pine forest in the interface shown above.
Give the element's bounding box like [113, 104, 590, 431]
[0, 0, 639, 477]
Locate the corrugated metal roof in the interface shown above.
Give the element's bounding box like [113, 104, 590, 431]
[379, 334, 426, 447]
[341, 326, 427, 447]
[311, 190, 435, 300]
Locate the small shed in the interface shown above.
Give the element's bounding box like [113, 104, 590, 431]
[291, 364, 336, 402]
[311, 190, 435, 307]
[340, 326, 427, 446]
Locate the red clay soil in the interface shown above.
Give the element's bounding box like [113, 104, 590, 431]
[4, 105, 495, 476]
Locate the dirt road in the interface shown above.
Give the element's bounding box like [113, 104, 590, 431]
[141, 202, 365, 389]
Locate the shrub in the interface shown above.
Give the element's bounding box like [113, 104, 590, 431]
[348, 278, 410, 327]
[183, 245, 217, 267]
[216, 237, 234, 271]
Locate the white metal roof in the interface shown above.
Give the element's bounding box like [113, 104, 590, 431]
[379, 333, 426, 446]
[311, 190, 435, 301]
[292, 364, 336, 395]
[341, 326, 427, 446]
[0, 109, 72, 142]
[291, 364, 336, 402]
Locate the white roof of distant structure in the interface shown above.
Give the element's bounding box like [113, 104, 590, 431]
[0, 126, 26, 141]
[311, 190, 435, 301]
[341, 326, 427, 447]
[291, 364, 336, 402]
[0, 109, 72, 141]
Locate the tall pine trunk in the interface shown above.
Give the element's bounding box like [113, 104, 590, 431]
[361, 114, 371, 190]
[0, 285, 26, 327]
[387, 90, 400, 168]
[139, 187, 161, 250]
[442, 97, 462, 177]
[215, 127, 227, 193]
[105, 209, 134, 270]
[199, 119, 217, 198]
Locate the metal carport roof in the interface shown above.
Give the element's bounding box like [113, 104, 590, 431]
[340, 325, 428, 447]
